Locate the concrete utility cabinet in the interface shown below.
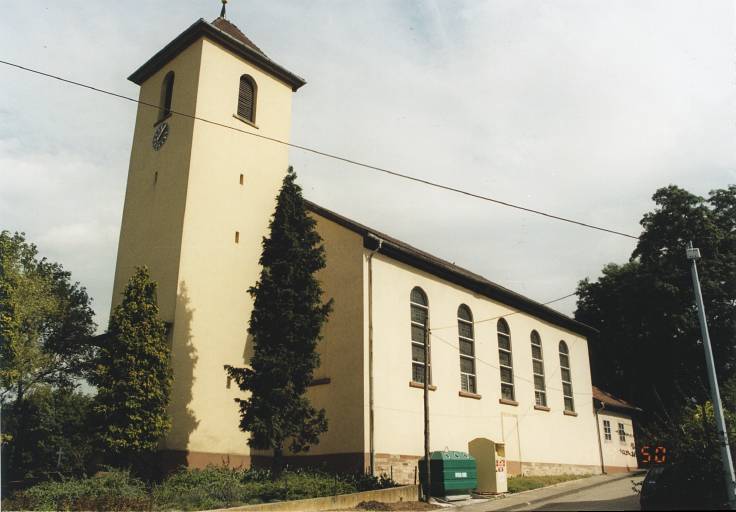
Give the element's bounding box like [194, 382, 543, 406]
[468, 438, 508, 494]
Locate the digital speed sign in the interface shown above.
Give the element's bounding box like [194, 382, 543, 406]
[640, 445, 668, 465]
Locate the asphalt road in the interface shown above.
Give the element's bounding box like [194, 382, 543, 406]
[457, 472, 645, 512]
[517, 475, 642, 511]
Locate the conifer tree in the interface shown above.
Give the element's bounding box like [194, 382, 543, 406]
[92, 266, 172, 465]
[226, 168, 332, 471]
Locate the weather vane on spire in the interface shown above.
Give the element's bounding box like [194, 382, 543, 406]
[220, 0, 228, 18]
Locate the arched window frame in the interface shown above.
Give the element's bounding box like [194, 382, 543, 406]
[530, 330, 547, 407]
[457, 305, 476, 394]
[497, 318, 514, 401]
[237, 74, 257, 123]
[559, 340, 574, 412]
[410, 287, 430, 384]
[159, 71, 175, 121]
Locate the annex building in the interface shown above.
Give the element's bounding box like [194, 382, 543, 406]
[111, 10, 638, 483]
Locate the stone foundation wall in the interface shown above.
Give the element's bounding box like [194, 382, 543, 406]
[374, 453, 421, 485]
[374, 453, 602, 484]
[516, 460, 602, 477]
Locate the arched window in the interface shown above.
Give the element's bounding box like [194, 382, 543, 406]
[559, 341, 574, 412]
[237, 74, 257, 122]
[530, 330, 546, 407]
[497, 318, 514, 401]
[410, 287, 430, 384]
[159, 71, 174, 121]
[457, 305, 476, 393]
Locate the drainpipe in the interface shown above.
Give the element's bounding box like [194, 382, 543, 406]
[595, 401, 606, 474]
[366, 233, 383, 475]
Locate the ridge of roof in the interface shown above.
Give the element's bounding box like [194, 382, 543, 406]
[128, 18, 306, 91]
[304, 199, 597, 337]
[593, 386, 642, 412]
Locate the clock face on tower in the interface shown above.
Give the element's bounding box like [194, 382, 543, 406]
[152, 122, 169, 151]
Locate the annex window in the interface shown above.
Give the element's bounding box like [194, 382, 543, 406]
[159, 71, 174, 121]
[559, 340, 574, 412]
[497, 318, 514, 401]
[603, 419, 611, 441]
[410, 287, 430, 384]
[530, 330, 546, 407]
[237, 74, 257, 123]
[618, 423, 626, 443]
[457, 305, 476, 393]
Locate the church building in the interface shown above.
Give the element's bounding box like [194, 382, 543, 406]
[112, 9, 632, 483]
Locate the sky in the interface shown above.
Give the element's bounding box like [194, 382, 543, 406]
[1, 1, 734, 331]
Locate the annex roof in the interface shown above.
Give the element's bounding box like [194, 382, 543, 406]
[593, 386, 642, 413]
[305, 200, 597, 337]
[128, 17, 306, 91]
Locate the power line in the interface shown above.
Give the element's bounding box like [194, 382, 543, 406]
[431, 291, 578, 331]
[0, 59, 641, 241]
[428, 329, 589, 397]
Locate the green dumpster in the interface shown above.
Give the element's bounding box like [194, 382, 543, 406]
[418, 451, 477, 500]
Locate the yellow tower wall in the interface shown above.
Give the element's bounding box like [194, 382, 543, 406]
[112, 34, 296, 466]
[111, 41, 202, 323]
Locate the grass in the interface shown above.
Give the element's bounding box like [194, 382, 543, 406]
[506, 473, 592, 493]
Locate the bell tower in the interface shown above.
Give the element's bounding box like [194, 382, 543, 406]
[111, 9, 305, 467]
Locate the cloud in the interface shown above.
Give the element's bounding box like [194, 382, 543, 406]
[0, 0, 733, 328]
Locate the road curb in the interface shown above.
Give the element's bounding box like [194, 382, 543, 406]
[494, 471, 645, 511]
[472, 470, 645, 511]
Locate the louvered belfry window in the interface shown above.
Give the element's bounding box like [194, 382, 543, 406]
[159, 71, 174, 121]
[238, 75, 256, 122]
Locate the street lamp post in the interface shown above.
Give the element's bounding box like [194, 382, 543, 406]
[686, 241, 736, 509]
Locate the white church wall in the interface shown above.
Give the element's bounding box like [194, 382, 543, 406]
[368, 252, 602, 479]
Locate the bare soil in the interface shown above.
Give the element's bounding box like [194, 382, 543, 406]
[355, 500, 441, 511]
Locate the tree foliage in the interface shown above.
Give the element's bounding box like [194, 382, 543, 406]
[0, 231, 96, 479]
[226, 168, 332, 469]
[1, 386, 95, 480]
[639, 393, 735, 507]
[0, 231, 96, 399]
[91, 266, 172, 464]
[575, 185, 736, 418]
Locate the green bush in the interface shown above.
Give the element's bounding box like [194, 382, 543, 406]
[151, 466, 360, 510]
[5, 465, 398, 511]
[3, 469, 150, 511]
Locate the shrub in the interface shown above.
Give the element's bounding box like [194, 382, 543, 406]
[152, 466, 397, 511]
[4, 465, 399, 511]
[3, 469, 150, 511]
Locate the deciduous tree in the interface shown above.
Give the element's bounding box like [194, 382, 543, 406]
[0, 231, 96, 478]
[575, 185, 736, 419]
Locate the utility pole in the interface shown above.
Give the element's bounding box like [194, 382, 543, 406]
[686, 241, 736, 509]
[423, 318, 431, 502]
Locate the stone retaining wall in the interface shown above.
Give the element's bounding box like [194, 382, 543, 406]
[213, 484, 420, 512]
